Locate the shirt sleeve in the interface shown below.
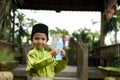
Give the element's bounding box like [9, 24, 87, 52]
[26, 50, 54, 72]
[54, 57, 68, 74]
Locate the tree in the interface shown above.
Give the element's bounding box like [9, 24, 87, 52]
[67, 28, 100, 65]
[0, 0, 24, 41]
[50, 27, 69, 44]
[103, 9, 120, 44]
[72, 28, 100, 46]
[50, 27, 69, 36]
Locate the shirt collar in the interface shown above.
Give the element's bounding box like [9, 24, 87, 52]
[34, 47, 44, 51]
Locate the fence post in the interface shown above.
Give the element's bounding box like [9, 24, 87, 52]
[76, 40, 88, 80]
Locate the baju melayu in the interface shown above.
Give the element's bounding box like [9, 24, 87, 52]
[26, 47, 67, 80]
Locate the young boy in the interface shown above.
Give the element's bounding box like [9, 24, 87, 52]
[26, 23, 67, 80]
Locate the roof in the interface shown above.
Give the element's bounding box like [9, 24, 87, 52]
[14, 0, 104, 12]
[14, 0, 120, 12]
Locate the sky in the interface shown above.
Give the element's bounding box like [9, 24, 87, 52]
[18, 10, 102, 45]
[17, 7, 120, 45]
[19, 10, 101, 34]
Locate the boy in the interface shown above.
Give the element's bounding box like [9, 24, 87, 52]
[26, 23, 67, 80]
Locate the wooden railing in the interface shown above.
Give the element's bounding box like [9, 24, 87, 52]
[76, 41, 88, 80]
[90, 44, 120, 66]
[92, 44, 120, 57]
[76, 42, 120, 80]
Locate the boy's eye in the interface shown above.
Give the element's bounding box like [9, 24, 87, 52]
[34, 37, 39, 40]
[34, 37, 46, 41]
[42, 38, 45, 40]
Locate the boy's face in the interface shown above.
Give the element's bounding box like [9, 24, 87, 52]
[31, 33, 48, 49]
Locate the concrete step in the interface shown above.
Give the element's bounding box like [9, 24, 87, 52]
[88, 67, 105, 79]
[12, 65, 27, 77]
[55, 66, 77, 77]
[54, 66, 77, 80]
[12, 65, 104, 80]
[54, 77, 77, 80]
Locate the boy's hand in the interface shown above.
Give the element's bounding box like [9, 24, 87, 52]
[50, 48, 66, 59]
[50, 48, 59, 56]
[61, 50, 66, 58]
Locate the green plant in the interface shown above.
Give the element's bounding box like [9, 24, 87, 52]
[0, 49, 18, 71]
[0, 49, 14, 62]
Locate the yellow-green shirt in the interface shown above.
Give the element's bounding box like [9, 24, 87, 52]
[26, 47, 67, 79]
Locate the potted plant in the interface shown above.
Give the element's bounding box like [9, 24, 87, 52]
[0, 49, 19, 80]
[0, 49, 18, 71]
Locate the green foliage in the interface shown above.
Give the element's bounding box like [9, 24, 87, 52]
[67, 37, 77, 66]
[103, 9, 120, 44]
[116, 9, 120, 22]
[50, 27, 69, 36]
[72, 28, 100, 46]
[14, 11, 37, 63]
[67, 28, 100, 65]
[0, 49, 14, 62]
[50, 27, 69, 44]
[104, 17, 117, 35]
[0, 0, 24, 26]
[0, 0, 24, 39]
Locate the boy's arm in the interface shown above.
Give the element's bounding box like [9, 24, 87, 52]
[54, 56, 68, 74]
[26, 51, 54, 71]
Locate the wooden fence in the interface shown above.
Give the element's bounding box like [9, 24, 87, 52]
[76, 43, 120, 80]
